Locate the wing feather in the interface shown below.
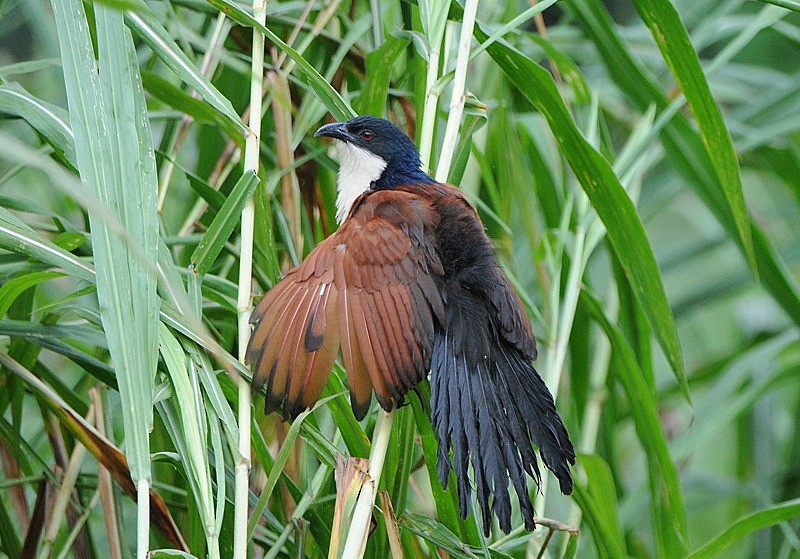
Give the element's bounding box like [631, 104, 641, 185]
[339, 289, 373, 419]
[247, 188, 444, 419]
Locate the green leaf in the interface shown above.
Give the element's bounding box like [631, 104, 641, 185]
[571, 455, 626, 559]
[190, 170, 259, 276]
[757, 0, 800, 13]
[204, 0, 356, 121]
[0, 83, 76, 167]
[0, 271, 65, 318]
[688, 498, 800, 559]
[409, 386, 480, 546]
[631, 0, 754, 273]
[470, 18, 687, 398]
[581, 288, 688, 557]
[358, 36, 410, 117]
[124, 10, 247, 135]
[52, 0, 160, 482]
[141, 71, 243, 141]
[568, 0, 800, 328]
[0, 205, 94, 281]
[159, 324, 215, 540]
[401, 513, 509, 558]
[0, 58, 60, 79]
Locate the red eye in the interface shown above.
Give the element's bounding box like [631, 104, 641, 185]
[360, 130, 374, 140]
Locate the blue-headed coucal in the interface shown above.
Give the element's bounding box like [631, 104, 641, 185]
[246, 115, 575, 534]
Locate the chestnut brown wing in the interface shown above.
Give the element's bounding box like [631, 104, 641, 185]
[246, 189, 444, 420]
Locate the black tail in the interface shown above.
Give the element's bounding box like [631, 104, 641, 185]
[430, 291, 575, 535]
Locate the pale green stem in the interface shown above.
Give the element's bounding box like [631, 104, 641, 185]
[578, 292, 617, 455]
[370, 0, 382, 47]
[341, 409, 395, 558]
[137, 480, 150, 559]
[233, 1, 268, 557]
[435, 0, 479, 182]
[418, 45, 441, 170]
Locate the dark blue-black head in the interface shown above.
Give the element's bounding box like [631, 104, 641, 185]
[315, 115, 423, 171]
[315, 115, 434, 223]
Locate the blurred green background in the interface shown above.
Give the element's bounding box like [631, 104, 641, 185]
[1, 0, 799, 557]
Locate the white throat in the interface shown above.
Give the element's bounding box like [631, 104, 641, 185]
[334, 142, 387, 224]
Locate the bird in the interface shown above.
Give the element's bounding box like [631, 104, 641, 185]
[246, 115, 575, 535]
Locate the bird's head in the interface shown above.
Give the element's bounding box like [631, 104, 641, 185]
[315, 115, 432, 223]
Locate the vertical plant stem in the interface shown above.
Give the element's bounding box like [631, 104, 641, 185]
[538, 199, 590, 513]
[435, 0, 479, 182]
[234, 1, 267, 557]
[418, 51, 441, 170]
[136, 480, 150, 559]
[370, 0, 382, 47]
[341, 409, 395, 558]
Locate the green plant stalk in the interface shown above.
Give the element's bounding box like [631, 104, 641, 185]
[137, 480, 150, 559]
[234, 1, 267, 557]
[537, 212, 588, 514]
[418, 29, 442, 170]
[370, 0, 382, 47]
[435, 0, 479, 182]
[341, 409, 395, 558]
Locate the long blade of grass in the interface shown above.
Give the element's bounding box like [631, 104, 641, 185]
[205, 0, 355, 121]
[688, 498, 800, 559]
[51, 2, 161, 555]
[0, 83, 76, 167]
[568, 0, 800, 327]
[631, 0, 754, 272]
[190, 170, 259, 276]
[0, 207, 94, 282]
[124, 10, 246, 135]
[468, 17, 687, 396]
[409, 387, 480, 545]
[580, 288, 687, 557]
[51, 0, 159, 481]
[159, 324, 218, 553]
[358, 36, 410, 117]
[570, 455, 626, 559]
[757, 0, 800, 12]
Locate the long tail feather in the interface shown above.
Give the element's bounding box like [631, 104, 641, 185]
[430, 292, 575, 535]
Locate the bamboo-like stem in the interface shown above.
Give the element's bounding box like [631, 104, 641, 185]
[136, 480, 150, 559]
[369, 0, 382, 47]
[537, 196, 589, 514]
[340, 409, 395, 558]
[418, 48, 441, 170]
[233, 1, 268, 557]
[435, 0, 479, 182]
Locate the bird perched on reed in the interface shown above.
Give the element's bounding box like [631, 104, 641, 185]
[247, 115, 575, 534]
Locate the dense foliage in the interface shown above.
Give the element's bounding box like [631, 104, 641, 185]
[0, 0, 799, 557]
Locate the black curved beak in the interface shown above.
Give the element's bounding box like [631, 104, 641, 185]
[315, 121, 352, 142]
